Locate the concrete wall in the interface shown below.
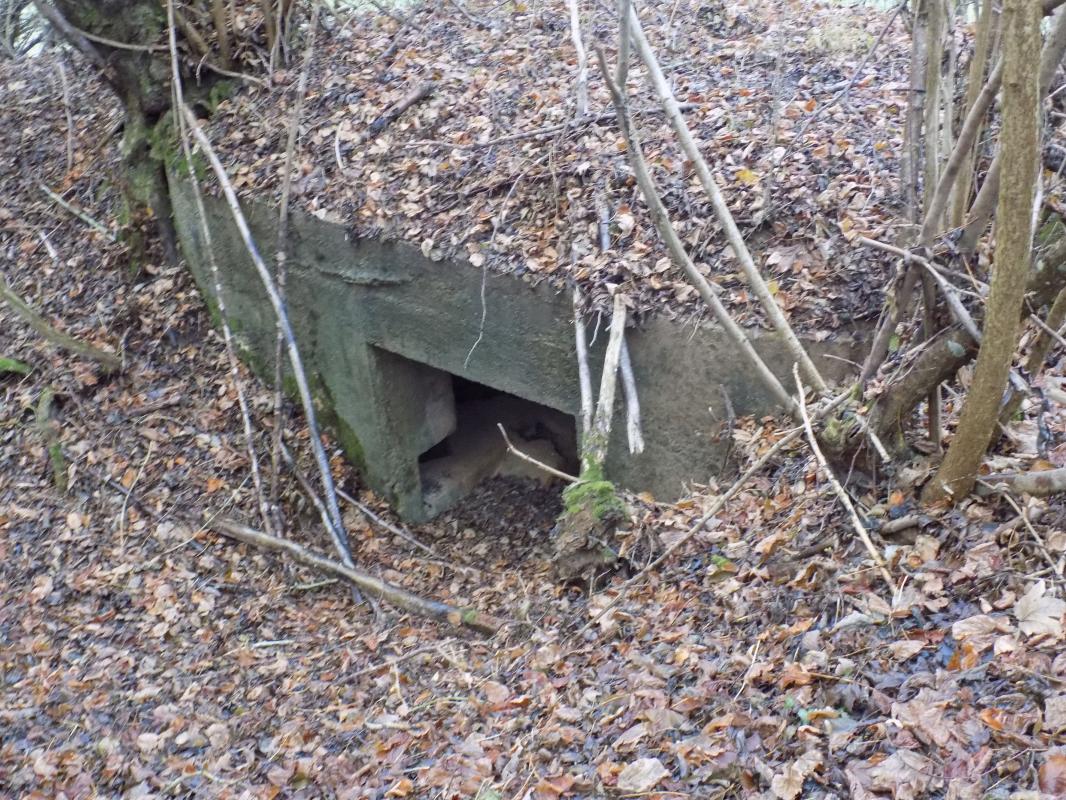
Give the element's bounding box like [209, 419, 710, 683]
[170, 176, 867, 520]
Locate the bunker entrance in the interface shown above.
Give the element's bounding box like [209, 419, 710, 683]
[415, 373, 579, 519]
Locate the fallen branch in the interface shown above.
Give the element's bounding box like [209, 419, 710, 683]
[795, 365, 894, 589]
[38, 183, 116, 240]
[0, 271, 121, 373]
[359, 81, 436, 147]
[336, 486, 444, 560]
[984, 466, 1066, 497]
[35, 387, 66, 492]
[399, 103, 698, 151]
[497, 423, 581, 483]
[271, 3, 320, 530]
[169, 4, 274, 537]
[209, 517, 505, 635]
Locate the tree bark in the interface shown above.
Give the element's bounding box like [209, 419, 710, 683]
[958, 6, 1066, 253]
[923, 0, 1041, 504]
[42, 0, 196, 270]
[950, 0, 996, 228]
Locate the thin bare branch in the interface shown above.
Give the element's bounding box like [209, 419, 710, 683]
[626, 12, 827, 395]
[594, 44, 797, 413]
[180, 103, 353, 567]
[794, 365, 894, 589]
[209, 517, 504, 635]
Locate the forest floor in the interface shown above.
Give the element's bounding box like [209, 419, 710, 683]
[4, 3, 1066, 800]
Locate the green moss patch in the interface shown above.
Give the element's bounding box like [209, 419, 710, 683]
[562, 478, 625, 521]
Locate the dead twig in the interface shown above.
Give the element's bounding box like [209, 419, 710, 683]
[54, 60, 73, 173]
[594, 44, 797, 413]
[38, 183, 115, 240]
[271, 2, 320, 532]
[208, 517, 505, 635]
[497, 424, 581, 483]
[627, 8, 827, 395]
[780, 2, 905, 164]
[989, 485, 1062, 576]
[399, 103, 698, 151]
[794, 364, 894, 589]
[181, 104, 352, 563]
[119, 441, 155, 551]
[169, 3, 275, 538]
[335, 486, 437, 559]
[0, 271, 121, 372]
[343, 640, 457, 681]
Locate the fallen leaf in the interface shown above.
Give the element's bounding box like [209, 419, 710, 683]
[771, 749, 822, 800]
[1045, 694, 1066, 732]
[612, 722, 647, 751]
[1040, 751, 1066, 794]
[616, 757, 669, 793]
[29, 574, 53, 603]
[385, 778, 414, 797]
[736, 167, 760, 185]
[482, 680, 510, 706]
[887, 640, 925, 661]
[1014, 580, 1066, 638]
[869, 750, 938, 800]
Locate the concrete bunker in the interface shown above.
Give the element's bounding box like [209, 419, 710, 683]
[378, 347, 579, 519]
[169, 176, 869, 523]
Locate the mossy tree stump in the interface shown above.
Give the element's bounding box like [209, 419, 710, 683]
[553, 293, 632, 579]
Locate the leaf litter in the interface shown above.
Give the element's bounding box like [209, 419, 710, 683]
[2, 2, 1066, 798]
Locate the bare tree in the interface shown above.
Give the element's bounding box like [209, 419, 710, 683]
[922, 0, 1041, 503]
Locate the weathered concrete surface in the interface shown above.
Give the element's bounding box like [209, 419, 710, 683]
[170, 176, 867, 520]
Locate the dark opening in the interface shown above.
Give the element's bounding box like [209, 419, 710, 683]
[418, 374, 579, 518]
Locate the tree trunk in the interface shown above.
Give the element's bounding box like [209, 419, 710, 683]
[922, 0, 1041, 504]
[45, 0, 181, 270]
[950, 0, 996, 228]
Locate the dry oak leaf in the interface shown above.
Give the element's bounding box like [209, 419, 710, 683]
[887, 639, 925, 662]
[869, 750, 939, 800]
[951, 614, 1013, 653]
[616, 757, 669, 793]
[1045, 694, 1066, 732]
[771, 749, 823, 800]
[482, 680, 511, 705]
[385, 778, 414, 797]
[1040, 750, 1066, 794]
[1013, 580, 1066, 638]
